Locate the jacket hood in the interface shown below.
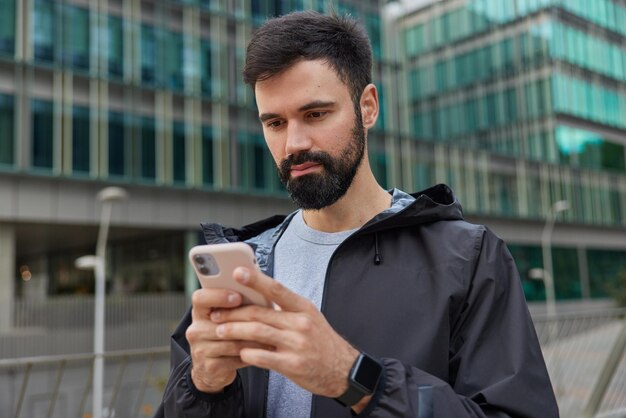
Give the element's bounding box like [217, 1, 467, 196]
[361, 183, 463, 234]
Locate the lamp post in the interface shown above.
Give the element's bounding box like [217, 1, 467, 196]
[539, 200, 570, 321]
[75, 186, 128, 418]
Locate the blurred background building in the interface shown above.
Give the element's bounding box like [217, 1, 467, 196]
[0, 0, 624, 339]
[1, 0, 626, 416]
[0, 0, 623, 307]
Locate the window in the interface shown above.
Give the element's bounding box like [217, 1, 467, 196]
[588, 249, 626, 298]
[141, 25, 156, 85]
[32, 99, 54, 170]
[108, 16, 124, 78]
[164, 31, 184, 91]
[108, 111, 126, 177]
[0, 94, 14, 166]
[138, 117, 156, 180]
[61, 5, 89, 71]
[172, 122, 186, 183]
[72, 106, 90, 174]
[200, 40, 212, 96]
[552, 247, 582, 299]
[202, 126, 213, 185]
[33, 0, 56, 63]
[0, 0, 15, 55]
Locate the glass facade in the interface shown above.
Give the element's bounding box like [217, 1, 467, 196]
[399, 0, 626, 301]
[402, 0, 626, 225]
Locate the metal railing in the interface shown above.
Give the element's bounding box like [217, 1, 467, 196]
[534, 308, 626, 418]
[0, 347, 170, 418]
[1, 294, 187, 358]
[1, 302, 626, 417]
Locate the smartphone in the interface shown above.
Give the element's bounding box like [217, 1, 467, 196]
[189, 242, 272, 307]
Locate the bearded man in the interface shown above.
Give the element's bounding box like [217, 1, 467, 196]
[155, 11, 558, 418]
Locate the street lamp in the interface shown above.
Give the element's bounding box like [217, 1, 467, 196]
[539, 200, 570, 321]
[75, 186, 128, 418]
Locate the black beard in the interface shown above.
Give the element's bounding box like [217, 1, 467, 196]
[277, 119, 366, 210]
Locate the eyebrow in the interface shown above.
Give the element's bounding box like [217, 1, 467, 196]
[258, 100, 336, 123]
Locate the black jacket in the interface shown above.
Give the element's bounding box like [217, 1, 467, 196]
[155, 184, 559, 417]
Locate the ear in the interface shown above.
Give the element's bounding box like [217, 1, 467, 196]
[359, 84, 379, 129]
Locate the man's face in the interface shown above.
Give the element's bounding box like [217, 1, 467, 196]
[254, 60, 366, 210]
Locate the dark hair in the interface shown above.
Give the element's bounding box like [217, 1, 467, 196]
[243, 11, 373, 107]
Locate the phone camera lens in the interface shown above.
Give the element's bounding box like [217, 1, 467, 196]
[194, 255, 205, 265]
[199, 266, 209, 275]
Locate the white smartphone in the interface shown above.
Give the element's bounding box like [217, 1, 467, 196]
[189, 242, 272, 307]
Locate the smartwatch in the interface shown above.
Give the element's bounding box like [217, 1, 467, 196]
[335, 352, 383, 407]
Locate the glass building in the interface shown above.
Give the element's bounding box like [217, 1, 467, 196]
[0, 0, 625, 317]
[388, 0, 626, 301]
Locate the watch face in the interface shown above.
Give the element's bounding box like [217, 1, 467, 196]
[353, 354, 382, 392]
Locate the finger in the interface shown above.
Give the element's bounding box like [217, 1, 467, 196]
[233, 267, 311, 312]
[239, 347, 293, 372]
[191, 288, 242, 320]
[210, 305, 308, 332]
[215, 321, 296, 348]
[192, 340, 270, 358]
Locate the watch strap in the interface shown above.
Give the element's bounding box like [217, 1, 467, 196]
[335, 383, 367, 407]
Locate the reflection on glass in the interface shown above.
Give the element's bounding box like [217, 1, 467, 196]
[556, 125, 626, 171]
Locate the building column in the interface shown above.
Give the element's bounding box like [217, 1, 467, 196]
[0, 224, 15, 332]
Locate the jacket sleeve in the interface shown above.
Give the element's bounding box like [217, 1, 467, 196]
[359, 228, 559, 418]
[153, 308, 246, 418]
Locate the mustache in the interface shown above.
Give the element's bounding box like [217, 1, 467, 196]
[279, 151, 333, 173]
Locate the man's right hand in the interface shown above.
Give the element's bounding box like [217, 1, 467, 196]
[186, 288, 248, 394]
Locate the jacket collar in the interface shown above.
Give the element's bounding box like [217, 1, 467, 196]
[200, 184, 463, 269]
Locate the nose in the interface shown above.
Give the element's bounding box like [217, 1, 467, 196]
[284, 121, 313, 156]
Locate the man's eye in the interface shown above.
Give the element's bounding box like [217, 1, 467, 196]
[267, 120, 283, 128]
[309, 111, 326, 119]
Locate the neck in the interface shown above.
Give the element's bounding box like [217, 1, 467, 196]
[301, 160, 391, 233]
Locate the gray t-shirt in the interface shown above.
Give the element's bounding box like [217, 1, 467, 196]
[265, 190, 415, 417]
[267, 210, 357, 418]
